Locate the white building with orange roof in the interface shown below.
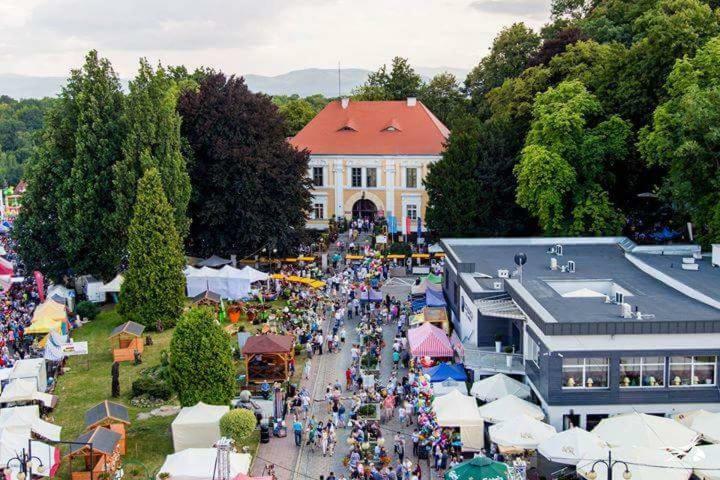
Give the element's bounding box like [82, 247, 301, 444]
[289, 97, 449, 232]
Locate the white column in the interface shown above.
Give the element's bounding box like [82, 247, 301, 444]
[334, 159, 344, 219]
[386, 161, 396, 218]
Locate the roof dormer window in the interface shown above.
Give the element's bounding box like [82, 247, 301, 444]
[337, 118, 358, 132]
[382, 118, 401, 132]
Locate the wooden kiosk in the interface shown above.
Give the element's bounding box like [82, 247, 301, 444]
[241, 334, 294, 385]
[108, 321, 145, 362]
[191, 290, 222, 309]
[64, 427, 122, 480]
[84, 400, 131, 454]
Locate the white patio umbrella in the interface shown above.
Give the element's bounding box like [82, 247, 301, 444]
[538, 427, 609, 465]
[675, 410, 720, 444]
[592, 412, 699, 451]
[684, 444, 720, 480]
[478, 394, 544, 423]
[488, 414, 557, 450]
[576, 446, 692, 480]
[470, 373, 531, 402]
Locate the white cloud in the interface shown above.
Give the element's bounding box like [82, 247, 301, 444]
[0, 0, 552, 77]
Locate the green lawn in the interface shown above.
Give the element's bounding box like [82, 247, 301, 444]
[52, 306, 259, 478]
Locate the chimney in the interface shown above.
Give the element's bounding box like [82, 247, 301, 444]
[341, 97, 350, 109]
[407, 97, 417, 107]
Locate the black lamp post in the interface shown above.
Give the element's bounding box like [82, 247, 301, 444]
[5, 447, 44, 480]
[586, 451, 632, 480]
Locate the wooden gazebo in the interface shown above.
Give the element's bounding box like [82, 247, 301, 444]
[108, 321, 145, 362]
[84, 400, 131, 454]
[64, 427, 122, 480]
[241, 334, 294, 385]
[191, 290, 222, 309]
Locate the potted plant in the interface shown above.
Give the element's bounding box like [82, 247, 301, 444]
[357, 403, 380, 420]
[503, 345, 514, 368]
[494, 334, 502, 353]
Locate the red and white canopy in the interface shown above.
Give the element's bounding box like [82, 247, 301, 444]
[408, 323, 453, 358]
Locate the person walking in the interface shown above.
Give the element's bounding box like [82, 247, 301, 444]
[293, 416, 303, 446]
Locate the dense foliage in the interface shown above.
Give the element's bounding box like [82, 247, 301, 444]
[168, 307, 236, 406]
[178, 73, 312, 257]
[118, 168, 185, 331]
[219, 409, 257, 445]
[272, 94, 330, 137]
[0, 96, 53, 185]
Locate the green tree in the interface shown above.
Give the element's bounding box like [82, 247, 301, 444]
[465, 23, 541, 101]
[168, 306, 236, 406]
[419, 73, 466, 125]
[220, 409, 257, 445]
[118, 167, 185, 330]
[353, 57, 423, 100]
[639, 36, 720, 244]
[113, 59, 191, 247]
[178, 73, 312, 257]
[277, 98, 317, 137]
[58, 50, 126, 279]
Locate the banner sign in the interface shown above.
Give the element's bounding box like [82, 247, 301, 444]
[34, 271, 45, 302]
[60, 341, 88, 356]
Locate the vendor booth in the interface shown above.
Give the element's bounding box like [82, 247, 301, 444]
[85, 400, 131, 454]
[0, 378, 57, 408]
[157, 448, 251, 480]
[0, 404, 62, 441]
[538, 427, 608, 465]
[64, 427, 122, 480]
[432, 390, 485, 452]
[478, 394, 544, 423]
[197, 255, 232, 268]
[431, 378, 469, 396]
[488, 414, 557, 451]
[8, 358, 47, 392]
[99, 274, 124, 302]
[108, 321, 145, 362]
[185, 265, 265, 300]
[171, 402, 229, 452]
[424, 363, 467, 382]
[411, 306, 449, 333]
[31, 299, 67, 324]
[408, 323, 453, 359]
[592, 412, 698, 450]
[242, 334, 295, 385]
[425, 288, 446, 307]
[470, 373, 531, 402]
[443, 457, 510, 480]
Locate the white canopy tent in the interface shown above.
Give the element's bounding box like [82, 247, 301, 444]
[538, 427, 608, 465]
[185, 266, 251, 300]
[0, 429, 59, 479]
[99, 274, 124, 293]
[171, 402, 229, 452]
[0, 379, 56, 408]
[8, 358, 47, 392]
[675, 410, 720, 444]
[478, 394, 544, 423]
[431, 389, 483, 427]
[592, 412, 698, 451]
[432, 378, 469, 396]
[576, 446, 692, 480]
[239, 266, 269, 283]
[685, 444, 720, 480]
[0, 405, 61, 441]
[157, 448, 251, 480]
[470, 374, 531, 402]
[488, 414, 557, 450]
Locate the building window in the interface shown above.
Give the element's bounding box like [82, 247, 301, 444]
[406, 204, 418, 220]
[525, 336, 539, 366]
[562, 358, 609, 389]
[351, 168, 362, 187]
[312, 203, 324, 220]
[620, 357, 665, 388]
[669, 356, 716, 386]
[312, 167, 324, 187]
[406, 168, 418, 188]
[366, 168, 377, 188]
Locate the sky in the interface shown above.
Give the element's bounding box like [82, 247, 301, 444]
[0, 0, 553, 78]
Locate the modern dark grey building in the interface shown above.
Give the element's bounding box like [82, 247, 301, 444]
[441, 237, 720, 430]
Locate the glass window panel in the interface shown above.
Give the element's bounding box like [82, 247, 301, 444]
[366, 168, 377, 188]
[670, 362, 692, 386]
[587, 358, 608, 367]
[562, 367, 583, 388]
[671, 356, 693, 364]
[694, 355, 716, 364]
[351, 168, 362, 187]
[563, 358, 583, 367]
[312, 167, 323, 187]
[585, 364, 608, 388]
[693, 363, 715, 385]
[644, 356, 664, 365]
[620, 361, 641, 387]
[406, 168, 417, 188]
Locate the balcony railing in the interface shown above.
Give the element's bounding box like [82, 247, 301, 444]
[463, 346, 525, 375]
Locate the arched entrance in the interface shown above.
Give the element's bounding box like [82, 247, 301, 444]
[352, 199, 377, 221]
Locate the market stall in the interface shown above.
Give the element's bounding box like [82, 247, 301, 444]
[64, 427, 122, 480]
[0, 378, 57, 408]
[442, 456, 510, 480]
[537, 427, 608, 465]
[591, 412, 698, 450]
[470, 374, 531, 402]
[108, 321, 145, 362]
[157, 448, 251, 480]
[478, 394, 544, 423]
[408, 323, 453, 359]
[84, 400, 131, 454]
[242, 334, 295, 385]
[431, 390, 485, 452]
[424, 363, 467, 382]
[488, 414, 557, 451]
[171, 402, 229, 452]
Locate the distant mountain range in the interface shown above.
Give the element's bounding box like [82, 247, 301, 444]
[0, 66, 471, 99]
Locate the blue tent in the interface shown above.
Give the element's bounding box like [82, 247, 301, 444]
[411, 298, 426, 312]
[424, 363, 467, 382]
[426, 288, 447, 307]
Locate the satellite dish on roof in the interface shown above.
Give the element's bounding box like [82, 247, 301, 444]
[514, 253, 527, 267]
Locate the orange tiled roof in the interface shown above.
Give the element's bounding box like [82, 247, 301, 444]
[290, 99, 449, 155]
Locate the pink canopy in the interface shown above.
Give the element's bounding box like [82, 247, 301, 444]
[408, 323, 453, 358]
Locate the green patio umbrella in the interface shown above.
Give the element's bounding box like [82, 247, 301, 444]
[444, 456, 510, 480]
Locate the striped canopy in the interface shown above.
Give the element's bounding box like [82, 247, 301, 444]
[408, 323, 453, 358]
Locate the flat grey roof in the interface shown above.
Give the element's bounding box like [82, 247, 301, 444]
[632, 253, 720, 301]
[444, 239, 720, 325]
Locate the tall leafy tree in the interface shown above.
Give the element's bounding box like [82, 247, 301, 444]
[118, 167, 185, 331]
[178, 73, 312, 257]
[58, 50, 125, 279]
[353, 57, 423, 100]
[113, 59, 191, 246]
[277, 98, 318, 137]
[419, 73, 466, 125]
[168, 306, 235, 406]
[515, 80, 630, 234]
[639, 36, 720, 244]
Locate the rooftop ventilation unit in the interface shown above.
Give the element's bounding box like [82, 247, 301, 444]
[682, 257, 695, 264]
[615, 292, 624, 305]
[567, 261, 576, 273]
[550, 257, 558, 271]
[555, 244, 564, 256]
[498, 269, 510, 278]
[620, 302, 632, 318]
[682, 263, 699, 271]
[493, 281, 503, 290]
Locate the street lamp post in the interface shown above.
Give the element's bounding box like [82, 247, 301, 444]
[586, 451, 632, 480]
[5, 447, 44, 480]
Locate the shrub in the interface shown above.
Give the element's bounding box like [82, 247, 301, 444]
[388, 242, 412, 257]
[358, 404, 377, 416]
[76, 300, 101, 320]
[361, 354, 378, 369]
[131, 377, 172, 400]
[220, 408, 257, 444]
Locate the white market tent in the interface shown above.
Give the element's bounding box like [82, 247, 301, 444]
[685, 444, 720, 480]
[8, 358, 47, 392]
[185, 266, 251, 300]
[538, 427, 608, 465]
[432, 378, 469, 396]
[470, 374, 531, 402]
[0, 405, 61, 441]
[0, 379, 56, 408]
[239, 266, 269, 284]
[489, 414, 557, 450]
[99, 274, 124, 293]
[0, 428, 59, 479]
[478, 394, 544, 423]
[157, 448, 251, 480]
[171, 402, 229, 452]
[432, 389, 483, 427]
[592, 412, 699, 451]
[576, 446, 692, 480]
[675, 410, 720, 444]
